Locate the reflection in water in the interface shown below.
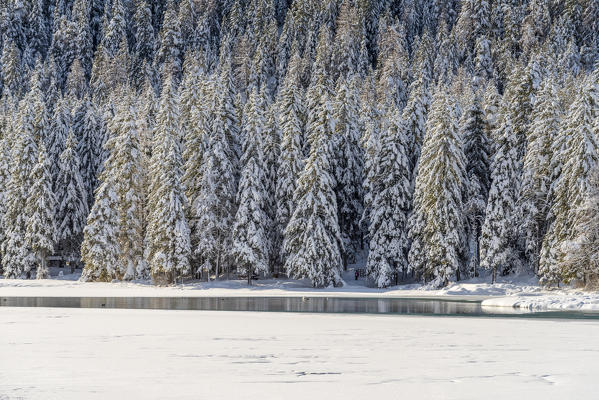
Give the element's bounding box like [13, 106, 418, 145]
[1, 296, 598, 319]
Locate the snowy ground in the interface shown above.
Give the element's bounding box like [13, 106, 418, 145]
[2, 268, 599, 311]
[1, 307, 598, 400]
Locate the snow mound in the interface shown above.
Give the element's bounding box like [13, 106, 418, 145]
[482, 292, 599, 311]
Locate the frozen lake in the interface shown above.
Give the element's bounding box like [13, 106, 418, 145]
[1, 307, 598, 399]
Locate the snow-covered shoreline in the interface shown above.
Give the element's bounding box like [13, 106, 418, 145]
[2, 272, 599, 312]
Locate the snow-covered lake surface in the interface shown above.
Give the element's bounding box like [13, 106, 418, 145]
[1, 307, 598, 400]
[2, 271, 599, 312]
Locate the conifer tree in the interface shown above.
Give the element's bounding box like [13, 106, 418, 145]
[480, 112, 521, 283]
[262, 99, 281, 271]
[56, 131, 89, 266]
[147, 136, 191, 285]
[114, 97, 146, 280]
[539, 76, 599, 285]
[408, 87, 467, 287]
[0, 136, 10, 275]
[275, 51, 305, 268]
[194, 74, 238, 279]
[80, 172, 121, 282]
[231, 90, 270, 284]
[182, 65, 213, 265]
[146, 77, 191, 284]
[25, 144, 56, 279]
[366, 105, 412, 288]
[333, 76, 364, 266]
[2, 102, 38, 278]
[461, 89, 491, 277]
[519, 79, 561, 274]
[284, 90, 343, 288]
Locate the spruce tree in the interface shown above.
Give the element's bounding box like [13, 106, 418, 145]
[366, 105, 412, 288]
[480, 112, 521, 283]
[25, 144, 56, 279]
[333, 75, 364, 266]
[275, 51, 305, 268]
[146, 77, 191, 284]
[2, 102, 38, 278]
[284, 90, 343, 288]
[80, 172, 121, 282]
[519, 78, 561, 274]
[56, 130, 89, 267]
[408, 87, 467, 287]
[231, 90, 270, 284]
[539, 76, 599, 286]
[147, 137, 191, 285]
[193, 63, 239, 279]
[461, 89, 491, 278]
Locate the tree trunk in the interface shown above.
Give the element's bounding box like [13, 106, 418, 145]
[216, 255, 220, 281]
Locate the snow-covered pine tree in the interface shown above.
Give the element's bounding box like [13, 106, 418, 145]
[147, 134, 191, 285]
[0, 136, 10, 275]
[262, 98, 281, 272]
[80, 96, 128, 282]
[56, 130, 89, 267]
[113, 97, 145, 280]
[460, 88, 491, 278]
[519, 78, 561, 274]
[480, 111, 521, 283]
[359, 73, 380, 238]
[25, 144, 56, 279]
[561, 167, 599, 287]
[2, 101, 38, 278]
[408, 86, 467, 288]
[146, 77, 191, 284]
[366, 104, 412, 288]
[181, 61, 213, 267]
[231, 90, 270, 284]
[193, 62, 239, 279]
[80, 171, 121, 282]
[283, 88, 343, 288]
[274, 50, 305, 269]
[539, 75, 599, 286]
[333, 75, 364, 267]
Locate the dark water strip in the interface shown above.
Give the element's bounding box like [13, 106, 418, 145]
[1, 296, 599, 319]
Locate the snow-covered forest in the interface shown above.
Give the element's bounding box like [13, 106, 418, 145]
[0, 0, 599, 289]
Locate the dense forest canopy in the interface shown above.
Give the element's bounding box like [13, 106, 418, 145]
[0, 0, 599, 288]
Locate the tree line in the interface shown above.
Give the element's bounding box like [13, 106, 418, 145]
[0, 0, 598, 288]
